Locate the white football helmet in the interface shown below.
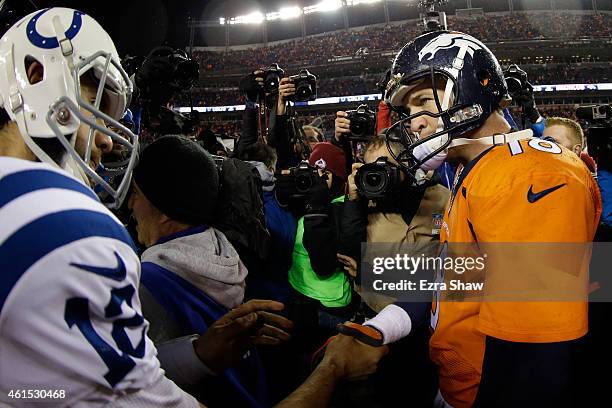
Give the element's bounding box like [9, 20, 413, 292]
[0, 7, 137, 208]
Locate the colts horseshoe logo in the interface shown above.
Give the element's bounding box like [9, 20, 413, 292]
[26, 8, 84, 49]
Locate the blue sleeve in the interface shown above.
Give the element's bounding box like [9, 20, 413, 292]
[394, 301, 430, 328]
[598, 168, 612, 226]
[503, 108, 520, 130]
[530, 117, 546, 139]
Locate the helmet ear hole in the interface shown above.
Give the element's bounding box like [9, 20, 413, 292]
[477, 70, 491, 87]
[24, 56, 44, 85]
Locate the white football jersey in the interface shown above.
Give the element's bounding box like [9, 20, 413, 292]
[0, 158, 196, 407]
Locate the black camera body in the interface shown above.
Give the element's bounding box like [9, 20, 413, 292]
[291, 161, 320, 195]
[287, 69, 317, 102]
[504, 64, 529, 96]
[356, 156, 401, 200]
[347, 104, 377, 141]
[134, 47, 199, 106]
[264, 63, 285, 94]
[129, 46, 199, 135]
[576, 104, 612, 170]
[419, 0, 449, 32]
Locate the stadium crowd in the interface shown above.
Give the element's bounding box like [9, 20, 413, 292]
[193, 12, 612, 73]
[0, 5, 611, 408]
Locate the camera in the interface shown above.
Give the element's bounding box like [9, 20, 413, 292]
[128, 46, 199, 135]
[419, 0, 449, 32]
[576, 104, 612, 170]
[134, 47, 199, 105]
[288, 69, 317, 102]
[355, 156, 401, 199]
[264, 63, 285, 94]
[346, 104, 377, 141]
[504, 64, 529, 96]
[291, 161, 320, 195]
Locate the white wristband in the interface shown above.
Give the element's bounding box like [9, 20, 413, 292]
[363, 304, 412, 345]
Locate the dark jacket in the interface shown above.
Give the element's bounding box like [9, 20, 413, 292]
[268, 105, 301, 169]
[233, 105, 259, 158]
[246, 161, 298, 302]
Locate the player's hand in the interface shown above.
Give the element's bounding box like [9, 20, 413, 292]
[335, 111, 351, 142]
[347, 162, 363, 201]
[277, 77, 296, 115]
[337, 254, 357, 278]
[194, 299, 293, 373]
[318, 333, 388, 381]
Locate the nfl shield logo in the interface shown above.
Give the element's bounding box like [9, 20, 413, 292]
[432, 213, 443, 235]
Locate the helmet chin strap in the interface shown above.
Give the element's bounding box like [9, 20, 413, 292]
[448, 129, 533, 148]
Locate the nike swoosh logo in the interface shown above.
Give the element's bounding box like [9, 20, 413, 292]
[71, 251, 127, 281]
[527, 183, 566, 203]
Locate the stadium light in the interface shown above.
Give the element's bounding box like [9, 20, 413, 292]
[304, 0, 342, 14]
[346, 0, 381, 5]
[266, 6, 302, 21]
[280, 6, 302, 19]
[229, 11, 265, 25]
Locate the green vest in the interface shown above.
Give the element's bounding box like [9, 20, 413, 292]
[288, 196, 351, 308]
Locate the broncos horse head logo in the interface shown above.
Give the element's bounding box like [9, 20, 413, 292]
[418, 33, 484, 62]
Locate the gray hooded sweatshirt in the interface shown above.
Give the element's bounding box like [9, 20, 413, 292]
[141, 227, 247, 310]
[247, 160, 275, 192]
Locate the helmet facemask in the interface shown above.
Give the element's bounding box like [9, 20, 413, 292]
[385, 70, 483, 176]
[45, 50, 138, 209]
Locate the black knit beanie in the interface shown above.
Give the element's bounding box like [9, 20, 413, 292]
[133, 135, 219, 225]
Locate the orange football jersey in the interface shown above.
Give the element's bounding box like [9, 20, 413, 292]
[431, 138, 602, 408]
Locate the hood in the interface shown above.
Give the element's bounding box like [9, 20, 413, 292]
[247, 160, 275, 192]
[141, 228, 247, 309]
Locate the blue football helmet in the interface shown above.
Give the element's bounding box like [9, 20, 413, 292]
[384, 30, 511, 174]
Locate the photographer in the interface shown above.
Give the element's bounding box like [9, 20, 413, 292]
[234, 69, 266, 157]
[268, 76, 305, 168]
[287, 142, 356, 347]
[576, 105, 612, 231]
[335, 112, 450, 308]
[268, 70, 349, 171]
[240, 142, 298, 304]
[128, 46, 200, 141]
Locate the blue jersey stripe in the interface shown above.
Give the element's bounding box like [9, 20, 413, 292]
[0, 169, 99, 209]
[0, 209, 136, 313]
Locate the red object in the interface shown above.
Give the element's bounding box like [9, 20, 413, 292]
[580, 151, 597, 173]
[376, 100, 391, 134]
[308, 142, 347, 180]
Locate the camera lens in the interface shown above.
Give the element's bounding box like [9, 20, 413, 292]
[365, 172, 383, 188]
[296, 83, 313, 99]
[265, 74, 280, 93]
[506, 77, 522, 94]
[295, 174, 312, 193]
[351, 118, 366, 137]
